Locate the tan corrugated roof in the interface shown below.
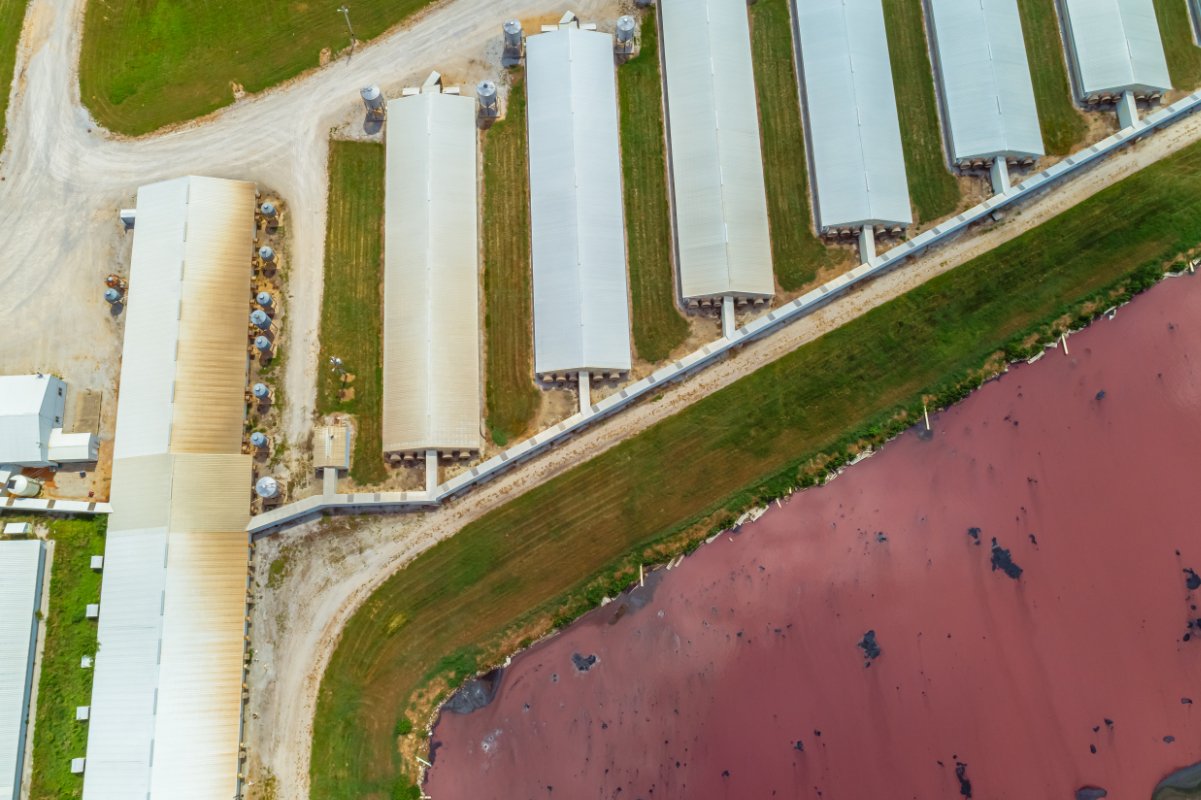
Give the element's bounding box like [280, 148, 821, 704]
[171, 178, 257, 455]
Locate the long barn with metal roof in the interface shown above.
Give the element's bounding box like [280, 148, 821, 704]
[383, 82, 481, 459]
[1059, 0, 1171, 102]
[793, 0, 912, 234]
[660, 0, 774, 303]
[83, 176, 254, 800]
[526, 23, 632, 378]
[927, 0, 1044, 166]
[0, 540, 44, 800]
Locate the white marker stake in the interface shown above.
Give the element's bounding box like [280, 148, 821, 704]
[639, 563, 644, 587]
[1061, 333, 1069, 355]
[417, 756, 433, 768]
[923, 404, 931, 431]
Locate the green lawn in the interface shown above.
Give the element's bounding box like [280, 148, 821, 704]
[619, 14, 688, 363]
[311, 117, 1201, 800]
[0, 0, 28, 154]
[750, 0, 849, 290]
[27, 517, 107, 800]
[1017, 0, 1088, 156]
[1156, 0, 1201, 90]
[316, 140, 387, 485]
[482, 75, 539, 446]
[882, 0, 960, 222]
[79, 0, 437, 135]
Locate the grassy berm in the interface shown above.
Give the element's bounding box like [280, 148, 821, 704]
[310, 122, 1201, 800]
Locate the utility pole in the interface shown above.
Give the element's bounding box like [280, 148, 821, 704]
[337, 5, 356, 48]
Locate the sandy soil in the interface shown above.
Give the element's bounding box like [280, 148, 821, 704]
[426, 274, 1201, 800]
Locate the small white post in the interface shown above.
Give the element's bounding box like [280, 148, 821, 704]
[923, 403, 931, 431]
[578, 370, 591, 414]
[416, 756, 433, 768]
[425, 450, 438, 494]
[721, 295, 736, 339]
[639, 563, 644, 587]
[1061, 333, 1069, 355]
[989, 158, 1010, 195]
[858, 225, 877, 265]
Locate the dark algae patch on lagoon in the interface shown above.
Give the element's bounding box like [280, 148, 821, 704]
[426, 276, 1201, 799]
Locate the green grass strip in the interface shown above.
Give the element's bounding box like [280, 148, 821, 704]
[0, 0, 28, 155]
[311, 118, 1201, 800]
[1017, 0, 1088, 156]
[1156, 0, 1201, 91]
[882, 0, 960, 222]
[619, 14, 688, 363]
[316, 140, 387, 485]
[28, 517, 107, 800]
[78, 0, 436, 135]
[750, 0, 848, 290]
[483, 75, 539, 446]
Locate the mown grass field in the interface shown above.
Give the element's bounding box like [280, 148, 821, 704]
[882, 0, 960, 222]
[79, 0, 436, 135]
[316, 140, 387, 485]
[1156, 0, 1201, 90]
[750, 0, 849, 290]
[310, 120, 1201, 800]
[619, 14, 688, 363]
[1016, 0, 1088, 155]
[28, 517, 107, 800]
[0, 0, 27, 154]
[482, 75, 539, 446]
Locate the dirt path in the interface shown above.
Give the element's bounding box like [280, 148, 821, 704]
[4, 1, 1201, 798]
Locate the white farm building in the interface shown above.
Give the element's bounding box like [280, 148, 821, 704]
[660, 0, 774, 303]
[526, 22, 632, 379]
[83, 176, 255, 800]
[0, 374, 97, 468]
[927, 0, 1044, 167]
[383, 79, 481, 460]
[793, 0, 912, 234]
[1059, 0, 1171, 103]
[0, 540, 44, 800]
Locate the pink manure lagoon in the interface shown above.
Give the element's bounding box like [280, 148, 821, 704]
[426, 276, 1201, 800]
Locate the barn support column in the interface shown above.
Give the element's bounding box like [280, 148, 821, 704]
[990, 158, 1010, 195]
[1117, 90, 1139, 130]
[858, 226, 876, 265]
[721, 295, 736, 339]
[578, 370, 591, 415]
[425, 449, 438, 494]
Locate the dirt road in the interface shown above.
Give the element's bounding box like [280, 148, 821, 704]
[4, 1, 1201, 798]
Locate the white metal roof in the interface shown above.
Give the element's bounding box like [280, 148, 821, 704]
[661, 0, 774, 300]
[526, 26, 633, 374]
[0, 540, 44, 800]
[0, 375, 64, 466]
[1060, 0, 1171, 97]
[927, 0, 1044, 162]
[383, 89, 481, 454]
[793, 0, 912, 230]
[84, 176, 254, 800]
[48, 429, 99, 463]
